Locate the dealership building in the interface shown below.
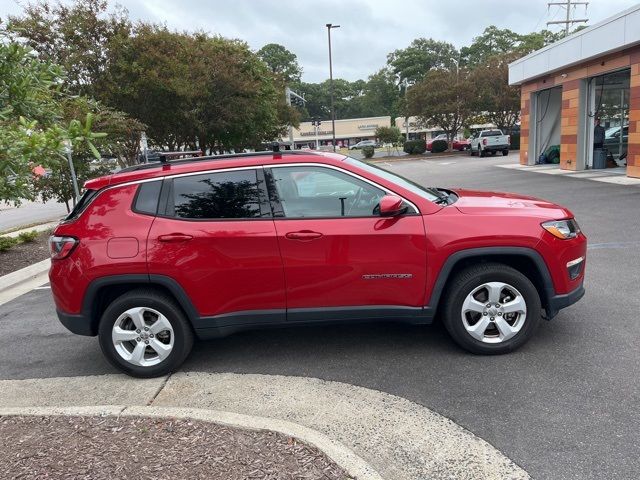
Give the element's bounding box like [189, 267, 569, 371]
[509, 5, 640, 178]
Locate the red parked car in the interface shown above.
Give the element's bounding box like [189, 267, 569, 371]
[49, 150, 586, 377]
[426, 134, 470, 152]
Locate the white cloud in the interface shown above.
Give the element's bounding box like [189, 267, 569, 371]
[2, 0, 638, 82]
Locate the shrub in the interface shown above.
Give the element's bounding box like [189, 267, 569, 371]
[0, 236, 19, 253]
[403, 140, 427, 155]
[362, 145, 375, 158]
[431, 139, 448, 153]
[18, 230, 39, 243]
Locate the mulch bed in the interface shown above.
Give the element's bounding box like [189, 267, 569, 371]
[0, 415, 352, 480]
[0, 231, 50, 277]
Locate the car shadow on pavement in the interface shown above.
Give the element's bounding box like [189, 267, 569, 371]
[184, 320, 463, 380]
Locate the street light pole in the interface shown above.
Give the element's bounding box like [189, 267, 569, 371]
[326, 23, 340, 152]
[403, 78, 409, 141]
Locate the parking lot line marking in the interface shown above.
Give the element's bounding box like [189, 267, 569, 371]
[34, 286, 51, 290]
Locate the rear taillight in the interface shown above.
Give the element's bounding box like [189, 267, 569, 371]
[482, 138, 487, 145]
[49, 236, 78, 260]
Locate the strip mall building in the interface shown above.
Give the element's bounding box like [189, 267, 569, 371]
[509, 5, 640, 178]
[283, 116, 492, 149]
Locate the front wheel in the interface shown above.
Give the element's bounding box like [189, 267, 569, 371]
[479, 148, 486, 157]
[442, 264, 541, 354]
[98, 289, 194, 377]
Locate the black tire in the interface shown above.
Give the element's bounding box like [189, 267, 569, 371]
[442, 263, 541, 355]
[502, 149, 509, 156]
[98, 289, 194, 378]
[479, 148, 486, 157]
[469, 147, 475, 156]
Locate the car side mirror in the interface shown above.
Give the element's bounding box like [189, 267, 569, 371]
[378, 194, 408, 217]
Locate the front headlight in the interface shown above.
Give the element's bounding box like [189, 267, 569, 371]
[541, 219, 581, 240]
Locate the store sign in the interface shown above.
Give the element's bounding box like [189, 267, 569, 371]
[300, 130, 333, 136]
[358, 124, 378, 130]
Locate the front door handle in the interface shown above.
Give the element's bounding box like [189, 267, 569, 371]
[158, 233, 193, 243]
[285, 230, 323, 241]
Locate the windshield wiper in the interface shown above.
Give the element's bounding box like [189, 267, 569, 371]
[431, 188, 451, 205]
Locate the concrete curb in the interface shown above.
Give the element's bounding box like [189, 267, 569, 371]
[0, 404, 383, 480]
[1, 221, 59, 238]
[0, 259, 50, 307]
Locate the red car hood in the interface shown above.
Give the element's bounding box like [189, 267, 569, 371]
[451, 188, 573, 219]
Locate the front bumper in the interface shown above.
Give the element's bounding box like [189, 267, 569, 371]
[57, 309, 97, 336]
[545, 283, 585, 320]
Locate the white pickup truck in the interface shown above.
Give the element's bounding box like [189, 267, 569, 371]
[469, 129, 510, 157]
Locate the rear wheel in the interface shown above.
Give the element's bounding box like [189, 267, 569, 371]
[502, 149, 509, 156]
[442, 264, 541, 354]
[98, 289, 194, 378]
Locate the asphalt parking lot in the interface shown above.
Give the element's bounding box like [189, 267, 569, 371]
[1, 153, 639, 480]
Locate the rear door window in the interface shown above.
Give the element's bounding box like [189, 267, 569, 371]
[169, 169, 266, 220]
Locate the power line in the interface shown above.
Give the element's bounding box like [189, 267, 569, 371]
[547, 0, 589, 36]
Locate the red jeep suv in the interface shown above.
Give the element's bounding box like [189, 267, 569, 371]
[49, 151, 586, 377]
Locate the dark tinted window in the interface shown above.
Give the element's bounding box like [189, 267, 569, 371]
[134, 181, 162, 215]
[172, 170, 262, 219]
[480, 130, 503, 137]
[65, 189, 97, 221]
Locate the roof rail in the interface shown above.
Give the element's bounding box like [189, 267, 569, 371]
[120, 149, 323, 174]
[157, 150, 204, 163]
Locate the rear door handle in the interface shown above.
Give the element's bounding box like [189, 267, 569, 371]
[158, 233, 193, 242]
[285, 230, 323, 241]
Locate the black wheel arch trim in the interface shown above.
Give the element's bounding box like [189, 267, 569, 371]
[425, 246, 557, 315]
[63, 274, 201, 336]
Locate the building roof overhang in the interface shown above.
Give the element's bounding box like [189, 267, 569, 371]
[509, 4, 640, 86]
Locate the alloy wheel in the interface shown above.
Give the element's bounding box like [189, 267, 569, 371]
[111, 307, 174, 367]
[460, 282, 527, 344]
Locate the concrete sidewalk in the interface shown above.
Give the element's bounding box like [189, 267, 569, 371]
[0, 371, 529, 480]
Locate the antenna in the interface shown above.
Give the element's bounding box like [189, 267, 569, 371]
[547, 0, 589, 36]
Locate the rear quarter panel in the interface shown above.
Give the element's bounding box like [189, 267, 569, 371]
[50, 184, 154, 313]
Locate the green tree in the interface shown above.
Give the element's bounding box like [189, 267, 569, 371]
[469, 53, 521, 132]
[257, 43, 302, 83]
[360, 69, 401, 118]
[375, 126, 402, 145]
[6, 0, 132, 97]
[460, 26, 521, 67]
[0, 39, 103, 204]
[103, 27, 291, 152]
[387, 38, 458, 83]
[408, 69, 474, 151]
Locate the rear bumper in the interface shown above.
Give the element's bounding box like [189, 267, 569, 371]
[483, 144, 510, 151]
[57, 309, 97, 336]
[545, 283, 585, 320]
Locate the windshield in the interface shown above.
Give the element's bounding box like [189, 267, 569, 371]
[605, 126, 621, 138]
[344, 157, 441, 202]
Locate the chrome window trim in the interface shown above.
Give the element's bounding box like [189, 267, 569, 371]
[101, 163, 420, 215]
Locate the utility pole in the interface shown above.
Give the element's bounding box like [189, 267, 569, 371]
[311, 118, 321, 149]
[63, 140, 80, 204]
[547, 0, 589, 36]
[326, 23, 340, 152]
[285, 86, 306, 150]
[402, 78, 409, 141]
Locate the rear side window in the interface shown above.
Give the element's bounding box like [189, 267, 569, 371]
[170, 169, 264, 220]
[134, 181, 162, 215]
[480, 130, 503, 137]
[65, 189, 97, 221]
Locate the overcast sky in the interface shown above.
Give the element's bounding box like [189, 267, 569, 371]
[2, 0, 638, 82]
